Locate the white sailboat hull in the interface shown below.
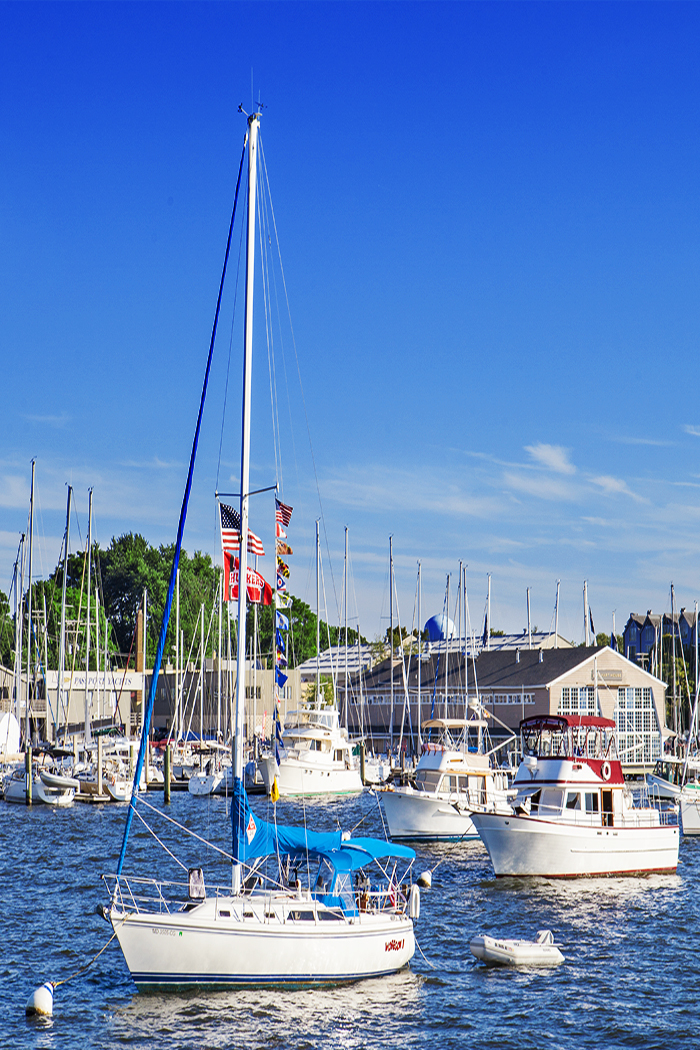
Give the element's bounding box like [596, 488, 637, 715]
[258, 753, 363, 797]
[111, 897, 414, 988]
[381, 786, 479, 840]
[471, 812, 679, 877]
[679, 787, 700, 835]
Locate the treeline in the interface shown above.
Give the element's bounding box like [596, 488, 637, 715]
[0, 533, 367, 673]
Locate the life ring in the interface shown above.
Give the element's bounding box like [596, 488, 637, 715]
[601, 760, 611, 781]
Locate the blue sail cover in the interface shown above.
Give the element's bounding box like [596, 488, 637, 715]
[233, 779, 342, 863]
[232, 781, 416, 871]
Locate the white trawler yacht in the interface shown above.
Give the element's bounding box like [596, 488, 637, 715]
[471, 714, 679, 877]
[106, 108, 419, 988]
[257, 518, 362, 798]
[381, 717, 512, 841]
[258, 703, 362, 797]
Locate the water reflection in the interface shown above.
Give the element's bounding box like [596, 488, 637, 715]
[111, 970, 425, 1050]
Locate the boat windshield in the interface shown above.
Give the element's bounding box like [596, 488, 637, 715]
[415, 769, 442, 792]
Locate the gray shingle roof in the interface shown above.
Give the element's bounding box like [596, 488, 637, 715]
[354, 645, 608, 692]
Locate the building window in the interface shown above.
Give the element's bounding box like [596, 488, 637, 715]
[493, 692, 534, 705]
[614, 687, 660, 765]
[559, 686, 597, 716]
[245, 686, 261, 700]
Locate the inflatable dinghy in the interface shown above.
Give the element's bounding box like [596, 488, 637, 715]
[470, 929, 564, 966]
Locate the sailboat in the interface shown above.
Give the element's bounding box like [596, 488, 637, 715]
[105, 108, 419, 988]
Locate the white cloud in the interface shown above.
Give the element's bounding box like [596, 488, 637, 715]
[24, 412, 71, 428]
[590, 475, 645, 503]
[0, 474, 30, 509]
[683, 425, 700, 437]
[502, 470, 578, 502]
[524, 443, 576, 475]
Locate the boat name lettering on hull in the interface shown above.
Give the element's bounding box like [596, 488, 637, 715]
[385, 938, 404, 952]
[151, 927, 178, 936]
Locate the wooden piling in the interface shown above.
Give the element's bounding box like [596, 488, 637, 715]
[25, 746, 32, 805]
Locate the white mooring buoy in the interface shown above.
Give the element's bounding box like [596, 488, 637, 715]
[417, 870, 432, 889]
[26, 981, 54, 1017]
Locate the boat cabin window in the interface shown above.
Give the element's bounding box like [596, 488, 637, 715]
[440, 775, 459, 793]
[334, 750, 343, 762]
[415, 770, 442, 792]
[565, 791, 581, 811]
[538, 788, 564, 814]
[458, 776, 468, 793]
[585, 792, 599, 814]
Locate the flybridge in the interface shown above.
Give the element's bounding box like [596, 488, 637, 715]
[520, 714, 617, 761]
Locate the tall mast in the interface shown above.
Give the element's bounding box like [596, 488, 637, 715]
[175, 568, 180, 740]
[218, 569, 222, 739]
[444, 573, 450, 720]
[487, 573, 491, 651]
[672, 582, 678, 742]
[389, 536, 394, 755]
[200, 602, 204, 748]
[344, 526, 348, 732]
[25, 459, 35, 746]
[463, 564, 468, 714]
[527, 587, 532, 650]
[85, 487, 93, 748]
[458, 560, 463, 663]
[316, 519, 320, 704]
[695, 599, 699, 747]
[555, 579, 560, 649]
[417, 560, 422, 752]
[583, 580, 589, 647]
[13, 535, 25, 729]
[233, 110, 260, 849]
[58, 487, 72, 735]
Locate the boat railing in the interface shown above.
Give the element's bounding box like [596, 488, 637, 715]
[103, 872, 246, 914]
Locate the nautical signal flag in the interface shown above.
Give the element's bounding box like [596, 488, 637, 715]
[219, 502, 265, 557]
[223, 552, 272, 605]
[276, 574, 287, 593]
[276, 540, 293, 557]
[275, 498, 293, 527]
[276, 610, 289, 631]
[276, 591, 292, 610]
[277, 559, 290, 579]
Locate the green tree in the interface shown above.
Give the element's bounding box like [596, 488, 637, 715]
[0, 589, 13, 667]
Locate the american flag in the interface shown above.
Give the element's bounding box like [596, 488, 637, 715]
[275, 498, 293, 527]
[219, 502, 265, 557]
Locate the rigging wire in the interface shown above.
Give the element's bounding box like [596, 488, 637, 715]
[257, 136, 340, 619]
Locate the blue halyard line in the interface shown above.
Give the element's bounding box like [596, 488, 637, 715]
[115, 131, 248, 880]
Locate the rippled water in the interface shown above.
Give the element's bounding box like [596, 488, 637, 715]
[2, 789, 699, 1049]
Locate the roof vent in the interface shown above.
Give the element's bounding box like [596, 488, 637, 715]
[539, 649, 543, 663]
[515, 649, 520, 663]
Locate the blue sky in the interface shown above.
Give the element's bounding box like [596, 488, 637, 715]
[2, 2, 700, 646]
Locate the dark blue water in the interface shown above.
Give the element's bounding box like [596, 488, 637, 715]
[2, 789, 698, 1049]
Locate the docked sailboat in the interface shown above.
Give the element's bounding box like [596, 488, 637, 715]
[106, 108, 419, 987]
[471, 714, 679, 877]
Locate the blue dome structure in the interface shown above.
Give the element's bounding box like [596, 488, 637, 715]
[424, 614, 456, 641]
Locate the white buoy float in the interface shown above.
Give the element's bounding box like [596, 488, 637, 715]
[417, 870, 432, 888]
[470, 929, 564, 967]
[26, 981, 54, 1016]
